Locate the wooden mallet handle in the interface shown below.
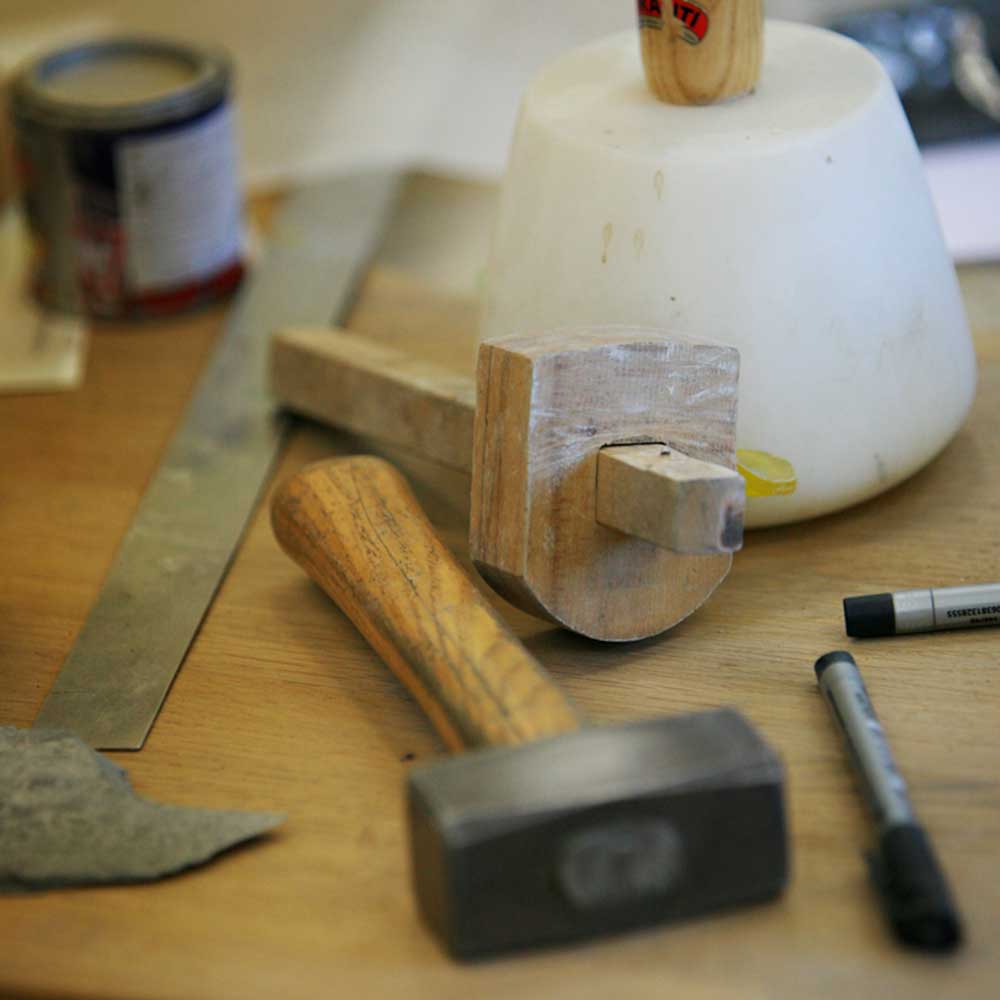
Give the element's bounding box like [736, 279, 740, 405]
[271, 456, 582, 753]
[639, 0, 763, 105]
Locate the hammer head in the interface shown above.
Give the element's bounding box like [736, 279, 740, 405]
[407, 708, 786, 959]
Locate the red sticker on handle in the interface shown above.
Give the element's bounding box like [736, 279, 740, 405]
[637, 0, 664, 30]
[673, 1, 710, 44]
[638, 2, 711, 44]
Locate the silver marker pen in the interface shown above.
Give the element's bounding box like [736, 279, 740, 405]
[844, 582, 1000, 638]
[814, 651, 962, 952]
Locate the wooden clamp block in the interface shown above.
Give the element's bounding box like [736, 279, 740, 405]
[272, 326, 742, 641]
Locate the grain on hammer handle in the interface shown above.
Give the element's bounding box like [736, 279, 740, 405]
[270, 456, 581, 751]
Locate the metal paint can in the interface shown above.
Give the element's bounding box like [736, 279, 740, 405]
[10, 38, 244, 318]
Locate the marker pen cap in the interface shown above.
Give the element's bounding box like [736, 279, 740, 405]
[814, 649, 856, 678]
[872, 823, 963, 951]
[844, 593, 895, 638]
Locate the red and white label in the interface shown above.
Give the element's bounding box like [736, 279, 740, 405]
[117, 105, 243, 294]
[638, 0, 664, 29]
[672, 2, 710, 44]
[74, 201, 126, 315]
[640, 2, 711, 44]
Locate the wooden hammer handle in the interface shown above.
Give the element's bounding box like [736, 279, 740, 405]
[639, 0, 763, 106]
[271, 456, 582, 752]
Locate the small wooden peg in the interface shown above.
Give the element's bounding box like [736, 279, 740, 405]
[638, 0, 763, 106]
[597, 444, 744, 554]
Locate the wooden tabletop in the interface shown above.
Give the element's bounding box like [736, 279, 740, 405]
[1, 177, 998, 999]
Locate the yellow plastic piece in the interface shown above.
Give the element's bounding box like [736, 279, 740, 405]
[737, 449, 797, 497]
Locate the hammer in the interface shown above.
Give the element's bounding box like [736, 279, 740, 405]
[271, 325, 745, 641]
[272, 455, 787, 959]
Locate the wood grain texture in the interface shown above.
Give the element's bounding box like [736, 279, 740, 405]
[271, 327, 475, 472]
[271, 456, 580, 751]
[272, 324, 744, 581]
[0, 180, 998, 1000]
[471, 328, 739, 640]
[639, 0, 763, 106]
[597, 444, 744, 554]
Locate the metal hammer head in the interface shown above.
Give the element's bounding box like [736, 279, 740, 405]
[407, 708, 786, 958]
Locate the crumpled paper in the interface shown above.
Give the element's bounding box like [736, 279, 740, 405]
[0, 726, 284, 893]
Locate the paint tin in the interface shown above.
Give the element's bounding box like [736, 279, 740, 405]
[11, 38, 244, 318]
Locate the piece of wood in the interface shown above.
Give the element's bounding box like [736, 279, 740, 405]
[639, 0, 763, 105]
[270, 455, 581, 751]
[271, 327, 475, 472]
[271, 324, 743, 561]
[472, 328, 739, 641]
[2, 180, 998, 1000]
[597, 444, 744, 554]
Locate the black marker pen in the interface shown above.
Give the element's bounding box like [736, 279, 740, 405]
[844, 582, 1000, 637]
[814, 651, 962, 952]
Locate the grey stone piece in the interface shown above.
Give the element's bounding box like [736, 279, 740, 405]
[0, 727, 284, 892]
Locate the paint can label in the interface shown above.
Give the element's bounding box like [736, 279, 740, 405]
[17, 104, 243, 318]
[116, 105, 242, 295]
[74, 181, 126, 314]
[64, 104, 243, 317]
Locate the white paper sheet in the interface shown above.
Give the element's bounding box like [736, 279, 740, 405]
[1, 1, 995, 263]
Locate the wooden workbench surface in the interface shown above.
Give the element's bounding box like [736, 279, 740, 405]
[1, 178, 998, 999]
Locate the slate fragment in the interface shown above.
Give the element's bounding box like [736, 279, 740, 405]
[0, 727, 284, 892]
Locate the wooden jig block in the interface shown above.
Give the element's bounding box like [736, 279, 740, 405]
[271, 325, 742, 641]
